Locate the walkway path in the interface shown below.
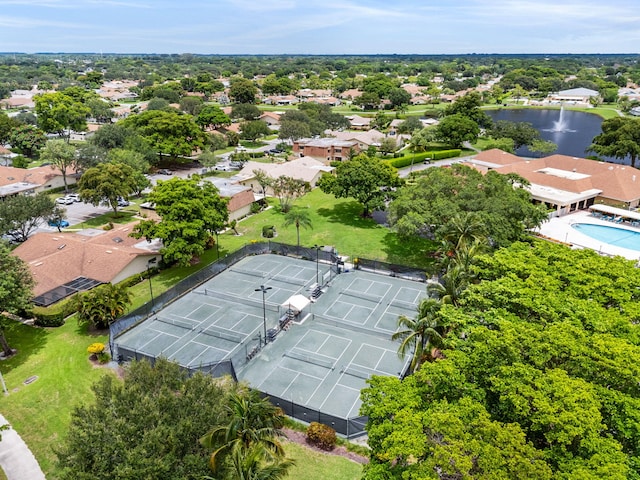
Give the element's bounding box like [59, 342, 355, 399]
[0, 413, 46, 480]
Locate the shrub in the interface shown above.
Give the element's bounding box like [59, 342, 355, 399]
[34, 313, 65, 327]
[97, 351, 111, 364]
[432, 148, 461, 160]
[306, 422, 337, 451]
[87, 342, 105, 355]
[387, 151, 433, 168]
[262, 225, 274, 238]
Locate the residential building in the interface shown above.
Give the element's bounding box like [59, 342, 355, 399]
[12, 225, 161, 306]
[0, 165, 77, 199]
[467, 149, 640, 215]
[234, 158, 333, 195]
[292, 138, 359, 162]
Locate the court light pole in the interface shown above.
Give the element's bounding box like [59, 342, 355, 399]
[255, 285, 272, 346]
[314, 245, 324, 285]
[147, 258, 157, 309]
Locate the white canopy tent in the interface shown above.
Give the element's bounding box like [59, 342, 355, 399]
[281, 294, 311, 314]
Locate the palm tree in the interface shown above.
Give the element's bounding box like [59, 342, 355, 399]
[392, 298, 443, 374]
[227, 444, 295, 480]
[200, 389, 291, 477]
[440, 211, 487, 253]
[283, 207, 312, 253]
[427, 264, 469, 307]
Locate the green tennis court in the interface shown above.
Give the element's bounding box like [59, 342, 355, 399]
[114, 253, 426, 435]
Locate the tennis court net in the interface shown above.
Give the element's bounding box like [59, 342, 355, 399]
[270, 274, 308, 287]
[341, 364, 380, 380]
[341, 289, 381, 304]
[204, 288, 280, 313]
[155, 316, 195, 330]
[283, 349, 335, 370]
[312, 314, 384, 338]
[389, 298, 417, 310]
[199, 326, 244, 343]
[230, 267, 267, 278]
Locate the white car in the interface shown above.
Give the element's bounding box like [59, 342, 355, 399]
[55, 196, 74, 205]
[66, 193, 81, 202]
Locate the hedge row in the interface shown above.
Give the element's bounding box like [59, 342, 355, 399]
[32, 298, 79, 327]
[386, 149, 462, 168]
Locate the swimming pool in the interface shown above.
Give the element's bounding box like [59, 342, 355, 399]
[572, 223, 640, 252]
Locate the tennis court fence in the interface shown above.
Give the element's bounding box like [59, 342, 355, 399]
[264, 391, 369, 438]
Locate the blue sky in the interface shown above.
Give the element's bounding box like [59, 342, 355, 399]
[0, 0, 638, 54]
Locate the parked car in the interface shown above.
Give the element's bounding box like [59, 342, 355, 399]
[117, 197, 130, 207]
[157, 169, 173, 175]
[268, 148, 283, 154]
[48, 219, 70, 228]
[55, 196, 74, 205]
[66, 193, 81, 202]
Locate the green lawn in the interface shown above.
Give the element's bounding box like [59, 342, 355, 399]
[0, 320, 111, 478]
[284, 441, 363, 479]
[218, 189, 435, 269]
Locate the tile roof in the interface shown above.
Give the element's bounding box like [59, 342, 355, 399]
[12, 224, 160, 296]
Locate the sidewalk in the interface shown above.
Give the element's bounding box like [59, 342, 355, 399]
[0, 414, 46, 480]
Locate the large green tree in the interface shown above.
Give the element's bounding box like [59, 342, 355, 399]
[319, 154, 402, 217]
[587, 116, 640, 167]
[34, 91, 90, 141]
[0, 193, 57, 243]
[433, 113, 480, 148]
[388, 164, 548, 248]
[9, 124, 47, 158]
[240, 120, 270, 141]
[56, 358, 232, 480]
[121, 110, 206, 162]
[39, 139, 77, 192]
[229, 77, 258, 104]
[195, 105, 231, 130]
[131, 176, 228, 266]
[489, 120, 541, 149]
[78, 162, 137, 215]
[362, 241, 640, 480]
[0, 242, 34, 356]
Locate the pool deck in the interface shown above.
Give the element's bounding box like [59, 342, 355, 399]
[535, 210, 640, 261]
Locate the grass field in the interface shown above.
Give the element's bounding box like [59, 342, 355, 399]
[284, 441, 363, 479]
[0, 321, 111, 477]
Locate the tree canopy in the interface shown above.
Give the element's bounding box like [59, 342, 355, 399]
[362, 241, 640, 480]
[121, 110, 206, 162]
[55, 358, 232, 480]
[587, 116, 640, 167]
[78, 162, 138, 215]
[0, 193, 57, 243]
[318, 154, 402, 217]
[0, 242, 34, 356]
[131, 176, 228, 266]
[388, 164, 548, 248]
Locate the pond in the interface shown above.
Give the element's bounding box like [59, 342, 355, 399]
[485, 108, 623, 164]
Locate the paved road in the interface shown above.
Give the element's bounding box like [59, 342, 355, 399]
[0, 414, 46, 480]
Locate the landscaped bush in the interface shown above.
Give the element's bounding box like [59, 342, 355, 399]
[306, 422, 337, 451]
[387, 151, 433, 168]
[32, 297, 78, 327]
[431, 148, 461, 160]
[34, 313, 65, 327]
[87, 342, 105, 355]
[262, 225, 275, 238]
